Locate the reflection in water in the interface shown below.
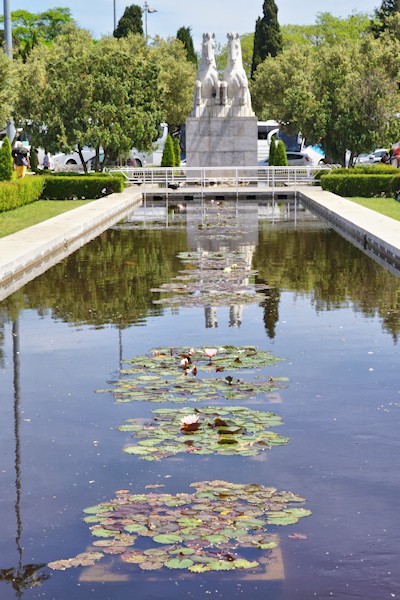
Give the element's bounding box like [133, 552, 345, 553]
[0, 320, 48, 597]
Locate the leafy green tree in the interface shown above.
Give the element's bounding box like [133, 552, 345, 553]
[114, 5, 143, 38]
[0, 8, 74, 60]
[371, 0, 400, 34]
[173, 137, 181, 166]
[0, 52, 17, 128]
[282, 12, 370, 49]
[251, 0, 283, 78]
[251, 32, 400, 164]
[151, 37, 196, 129]
[161, 133, 175, 166]
[0, 137, 13, 181]
[14, 29, 163, 171]
[176, 26, 197, 66]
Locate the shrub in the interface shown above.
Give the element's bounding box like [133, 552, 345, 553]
[330, 165, 399, 175]
[320, 174, 397, 197]
[30, 148, 38, 173]
[0, 177, 44, 212]
[269, 135, 277, 166]
[274, 140, 288, 167]
[0, 136, 13, 181]
[173, 137, 181, 167]
[161, 134, 175, 167]
[41, 175, 124, 200]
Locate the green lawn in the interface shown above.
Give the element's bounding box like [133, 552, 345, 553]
[0, 200, 92, 238]
[347, 197, 400, 221]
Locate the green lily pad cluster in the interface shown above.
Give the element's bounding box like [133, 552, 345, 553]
[119, 405, 289, 460]
[50, 481, 311, 573]
[99, 345, 288, 404]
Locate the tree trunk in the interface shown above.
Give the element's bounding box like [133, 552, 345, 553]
[77, 144, 88, 174]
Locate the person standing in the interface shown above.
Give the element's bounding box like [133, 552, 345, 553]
[43, 150, 50, 170]
[12, 142, 30, 178]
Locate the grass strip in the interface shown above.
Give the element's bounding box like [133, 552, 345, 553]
[346, 197, 400, 222]
[0, 200, 92, 238]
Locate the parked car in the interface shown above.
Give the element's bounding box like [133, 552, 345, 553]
[258, 150, 319, 167]
[354, 148, 388, 165]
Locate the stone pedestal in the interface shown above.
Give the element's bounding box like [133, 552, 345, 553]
[186, 116, 257, 169]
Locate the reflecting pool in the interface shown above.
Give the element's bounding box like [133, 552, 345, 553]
[0, 200, 399, 599]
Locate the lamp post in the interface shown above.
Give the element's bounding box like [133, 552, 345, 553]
[3, 0, 15, 141]
[143, 1, 157, 41]
[113, 0, 116, 31]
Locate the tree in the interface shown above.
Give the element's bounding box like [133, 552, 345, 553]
[150, 37, 197, 130]
[251, 0, 282, 78]
[161, 134, 175, 166]
[113, 5, 143, 38]
[173, 137, 181, 166]
[269, 135, 277, 165]
[250, 32, 400, 164]
[274, 140, 288, 166]
[176, 27, 197, 66]
[282, 12, 370, 49]
[0, 137, 13, 181]
[371, 0, 400, 34]
[0, 52, 17, 128]
[0, 8, 74, 60]
[14, 30, 163, 171]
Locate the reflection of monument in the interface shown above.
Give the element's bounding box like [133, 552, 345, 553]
[186, 32, 257, 168]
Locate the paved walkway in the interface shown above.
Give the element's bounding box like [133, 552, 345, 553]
[1, 186, 400, 301]
[0, 187, 142, 301]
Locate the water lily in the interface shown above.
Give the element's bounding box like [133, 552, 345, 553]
[203, 348, 217, 359]
[180, 358, 189, 368]
[180, 414, 200, 431]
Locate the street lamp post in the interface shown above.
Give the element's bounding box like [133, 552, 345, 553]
[113, 0, 116, 31]
[143, 1, 157, 42]
[3, 0, 15, 141]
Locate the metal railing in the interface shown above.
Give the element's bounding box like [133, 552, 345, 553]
[108, 165, 334, 194]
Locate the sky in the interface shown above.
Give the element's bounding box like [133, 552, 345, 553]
[2, 0, 381, 48]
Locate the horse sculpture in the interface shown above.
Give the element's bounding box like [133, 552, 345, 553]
[223, 32, 252, 110]
[193, 32, 221, 109]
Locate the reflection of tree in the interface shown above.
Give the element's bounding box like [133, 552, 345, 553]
[259, 287, 280, 339]
[253, 225, 400, 342]
[0, 228, 189, 329]
[0, 320, 48, 597]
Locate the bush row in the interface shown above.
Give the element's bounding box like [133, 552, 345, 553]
[330, 165, 399, 175]
[0, 177, 45, 212]
[41, 175, 125, 200]
[320, 174, 400, 197]
[0, 174, 125, 213]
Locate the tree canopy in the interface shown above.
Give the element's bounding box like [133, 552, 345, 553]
[14, 30, 163, 170]
[251, 0, 282, 78]
[372, 0, 400, 34]
[113, 4, 143, 38]
[0, 52, 18, 127]
[176, 26, 197, 66]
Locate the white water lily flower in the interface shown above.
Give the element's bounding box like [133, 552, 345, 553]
[180, 358, 189, 368]
[203, 348, 217, 359]
[180, 414, 200, 430]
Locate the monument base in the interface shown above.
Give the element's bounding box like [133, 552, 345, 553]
[186, 116, 257, 169]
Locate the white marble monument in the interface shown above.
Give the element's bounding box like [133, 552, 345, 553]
[186, 32, 257, 168]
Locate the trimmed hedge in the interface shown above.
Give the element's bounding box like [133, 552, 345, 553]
[0, 177, 45, 212]
[330, 165, 399, 175]
[41, 175, 125, 200]
[321, 173, 400, 197]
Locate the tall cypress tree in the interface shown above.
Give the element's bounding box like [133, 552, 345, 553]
[371, 0, 400, 35]
[113, 5, 143, 38]
[251, 0, 282, 79]
[176, 26, 198, 66]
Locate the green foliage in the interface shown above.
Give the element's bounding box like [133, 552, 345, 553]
[269, 135, 277, 165]
[0, 52, 17, 127]
[371, 0, 400, 34]
[150, 37, 197, 128]
[161, 134, 175, 167]
[0, 177, 44, 212]
[176, 26, 197, 66]
[274, 141, 288, 166]
[320, 173, 399, 197]
[0, 137, 13, 181]
[251, 0, 283, 78]
[251, 33, 400, 163]
[41, 176, 124, 200]
[113, 4, 143, 38]
[173, 137, 181, 167]
[29, 147, 38, 173]
[15, 30, 163, 172]
[331, 165, 399, 175]
[0, 8, 74, 60]
[282, 12, 371, 49]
